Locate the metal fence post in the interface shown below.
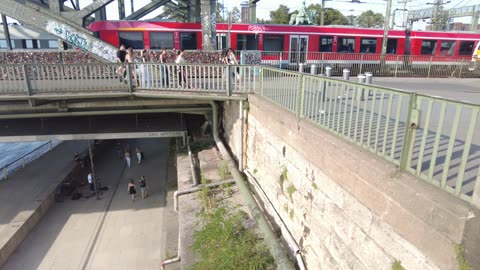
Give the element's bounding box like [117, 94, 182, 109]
[427, 56, 433, 78]
[321, 53, 325, 74]
[279, 52, 282, 69]
[126, 64, 133, 93]
[226, 65, 232, 96]
[260, 67, 264, 96]
[459, 58, 465, 78]
[296, 74, 305, 118]
[359, 54, 364, 75]
[22, 65, 32, 96]
[394, 55, 399, 77]
[399, 92, 417, 170]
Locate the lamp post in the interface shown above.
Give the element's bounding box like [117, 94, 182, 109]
[380, 0, 393, 69]
[88, 141, 99, 200]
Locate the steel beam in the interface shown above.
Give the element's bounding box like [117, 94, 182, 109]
[1, 14, 12, 50]
[0, 0, 118, 62]
[67, 0, 114, 25]
[124, 0, 170, 20]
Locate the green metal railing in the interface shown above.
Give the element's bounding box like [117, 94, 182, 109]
[259, 67, 480, 205]
[0, 62, 478, 204]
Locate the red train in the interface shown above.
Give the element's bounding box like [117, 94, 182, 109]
[88, 21, 480, 64]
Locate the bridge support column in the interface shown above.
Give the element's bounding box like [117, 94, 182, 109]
[1, 14, 12, 50]
[200, 0, 216, 50]
[249, 2, 256, 23]
[118, 0, 126, 19]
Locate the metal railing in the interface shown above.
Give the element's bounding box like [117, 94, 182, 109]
[0, 141, 62, 180]
[0, 63, 259, 96]
[1, 50, 478, 78]
[0, 62, 478, 204]
[259, 67, 480, 205]
[259, 51, 480, 78]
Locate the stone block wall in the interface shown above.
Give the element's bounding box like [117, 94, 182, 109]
[221, 97, 479, 270]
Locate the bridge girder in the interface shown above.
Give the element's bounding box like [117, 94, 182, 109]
[124, 0, 171, 20]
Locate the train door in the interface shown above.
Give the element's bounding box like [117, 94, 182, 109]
[289, 35, 308, 64]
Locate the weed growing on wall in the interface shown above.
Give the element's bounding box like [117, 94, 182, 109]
[199, 175, 214, 210]
[190, 206, 274, 270]
[391, 260, 405, 270]
[289, 209, 295, 220]
[286, 185, 297, 203]
[219, 161, 229, 181]
[455, 244, 472, 270]
[312, 182, 318, 190]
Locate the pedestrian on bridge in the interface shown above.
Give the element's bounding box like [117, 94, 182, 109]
[128, 179, 136, 201]
[136, 146, 143, 164]
[126, 47, 137, 86]
[116, 45, 127, 82]
[159, 49, 169, 87]
[139, 49, 152, 88]
[88, 173, 94, 192]
[139, 176, 149, 199]
[125, 151, 131, 168]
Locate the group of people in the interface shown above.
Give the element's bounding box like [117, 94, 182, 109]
[116, 142, 144, 168]
[115, 45, 240, 88]
[128, 176, 149, 201]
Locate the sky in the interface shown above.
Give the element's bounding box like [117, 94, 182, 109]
[8, 0, 478, 30]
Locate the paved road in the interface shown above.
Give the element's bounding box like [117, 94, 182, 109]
[2, 138, 179, 270]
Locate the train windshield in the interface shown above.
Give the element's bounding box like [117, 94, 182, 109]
[473, 41, 480, 62]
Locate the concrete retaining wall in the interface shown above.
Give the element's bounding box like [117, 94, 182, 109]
[221, 96, 479, 270]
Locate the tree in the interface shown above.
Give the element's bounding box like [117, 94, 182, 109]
[216, 3, 226, 23]
[324, 9, 348, 25]
[257, 18, 272, 24]
[269, 5, 291, 24]
[228, 7, 241, 23]
[307, 3, 322, 25]
[357, 10, 384, 28]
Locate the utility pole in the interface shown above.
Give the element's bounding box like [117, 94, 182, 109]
[380, 0, 393, 61]
[320, 0, 326, 25]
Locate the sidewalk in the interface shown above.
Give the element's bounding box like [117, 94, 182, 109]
[2, 138, 179, 270]
[0, 140, 88, 268]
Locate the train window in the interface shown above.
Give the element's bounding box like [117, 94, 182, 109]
[180, 32, 197, 50]
[421, 40, 437, 55]
[150, 32, 174, 50]
[237, 34, 258, 50]
[48, 40, 59, 49]
[386, 39, 397, 54]
[440, 41, 455, 56]
[337, 37, 355, 53]
[319, 36, 333, 52]
[119, 32, 144, 49]
[26, 40, 40, 49]
[264, 35, 284, 51]
[458, 41, 475, 56]
[216, 34, 227, 50]
[360, 38, 376, 53]
[0, 40, 7, 49]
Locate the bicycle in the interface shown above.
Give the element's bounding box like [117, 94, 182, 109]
[54, 180, 76, 202]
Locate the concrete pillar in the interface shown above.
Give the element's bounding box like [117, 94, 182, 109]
[299, 63, 305, 73]
[357, 74, 366, 100]
[325, 66, 332, 77]
[95, 1, 107, 22]
[365, 72, 373, 84]
[249, 2, 257, 23]
[118, 0, 126, 19]
[311, 64, 318, 75]
[343, 68, 350, 80]
[200, 0, 216, 51]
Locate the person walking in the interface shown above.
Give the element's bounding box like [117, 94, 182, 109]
[125, 47, 137, 86]
[125, 151, 131, 168]
[139, 49, 152, 88]
[88, 173, 94, 192]
[136, 146, 143, 164]
[139, 176, 149, 199]
[159, 49, 169, 87]
[128, 179, 136, 201]
[115, 142, 122, 159]
[175, 49, 189, 88]
[116, 44, 127, 82]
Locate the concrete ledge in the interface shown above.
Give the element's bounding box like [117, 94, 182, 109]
[244, 94, 478, 270]
[0, 146, 82, 268]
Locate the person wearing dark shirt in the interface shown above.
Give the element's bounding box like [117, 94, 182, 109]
[116, 45, 127, 82]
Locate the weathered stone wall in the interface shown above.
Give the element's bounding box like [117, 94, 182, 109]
[221, 96, 479, 270]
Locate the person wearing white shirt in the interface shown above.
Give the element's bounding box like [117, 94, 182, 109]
[88, 173, 93, 191]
